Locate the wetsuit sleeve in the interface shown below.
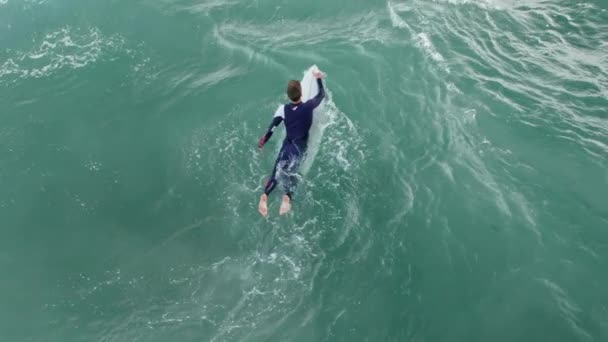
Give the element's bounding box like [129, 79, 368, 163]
[306, 78, 325, 109]
[258, 106, 284, 148]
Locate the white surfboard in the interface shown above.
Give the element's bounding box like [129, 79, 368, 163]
[300, 64, 322, 102]
[299, 64, 328, 175]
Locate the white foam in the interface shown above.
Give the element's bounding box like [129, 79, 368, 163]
[438, 161, 455, 182]
[387, 1, 410, 29]
[0, 27, 124, 84]
[387, 2, 450, 72]
[216, 11, 394, 49]
[417, 32, 451, 73]
[417, 32, 444, 62]
[189, 65, 243, 89]
[430, 0, 497, 10]
[539, 278, 591, 340]
[24, 0, 48, 5]
[212, 25, 288, 73]
[180, 0, 237, 14]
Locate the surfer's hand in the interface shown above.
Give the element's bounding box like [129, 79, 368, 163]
[258, 133, 271, 148]
[313, 70, 324, 79]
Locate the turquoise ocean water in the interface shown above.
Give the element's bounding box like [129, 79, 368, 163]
[1, 0, 607, 341]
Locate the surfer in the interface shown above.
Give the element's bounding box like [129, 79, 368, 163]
[257, 69, 326, 216]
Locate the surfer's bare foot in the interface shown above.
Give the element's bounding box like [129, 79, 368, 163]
[279, 195, 291, 215]
[258, 194, 268, 217]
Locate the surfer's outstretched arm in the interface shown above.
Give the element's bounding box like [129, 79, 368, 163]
[306, 76, 325, 110]
[258, 106, 284, 148]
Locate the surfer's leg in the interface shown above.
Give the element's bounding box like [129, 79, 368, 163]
[279, 145, 303, 215]
[285, 145, 304, 197]
[259, 164, 278, 217]
[259, 147, 287, 217]
[263, 149, 283, 196]
[279, 194, 291, 215]
[258, 193, 268, 217]
[283, 172, 299, 199]
[279, 165, 297, 215]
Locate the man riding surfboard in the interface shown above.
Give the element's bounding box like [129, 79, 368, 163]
[257, 68, 326, 216]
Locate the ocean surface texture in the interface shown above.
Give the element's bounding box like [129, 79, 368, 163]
[1, 0, 607, 341]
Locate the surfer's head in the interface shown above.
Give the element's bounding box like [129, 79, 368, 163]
[287, 80, 302, 102]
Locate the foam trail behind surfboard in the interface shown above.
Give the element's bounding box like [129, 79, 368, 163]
[299, 65, 329, 175]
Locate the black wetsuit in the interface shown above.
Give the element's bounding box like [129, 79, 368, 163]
[259, 78, 325, 198]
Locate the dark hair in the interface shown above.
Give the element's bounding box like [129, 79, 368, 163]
[287, 80, 302, 102]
